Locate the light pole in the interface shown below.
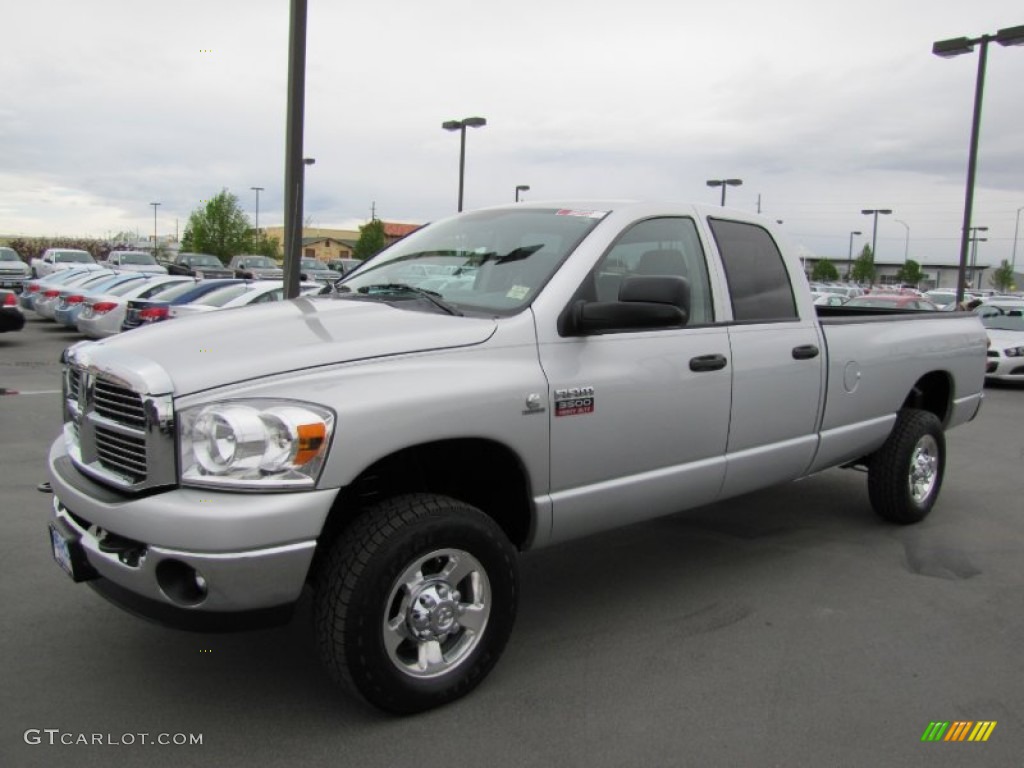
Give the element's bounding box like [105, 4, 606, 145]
[932, 24, 1024, 303]
[1012, 205, 1023, 272]
[861, 209, 892, 271]
[515, 184, 530, 202]
[894, 219, 910, 263]
[441, 117, 487, 212]
[251, 186, 264, 244]
[149, 202, 160, 254]
[706, 178, 742, 206]
[847, 230, 862, 280]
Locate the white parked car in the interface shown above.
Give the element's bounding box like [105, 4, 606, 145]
[30, 248, 96, 278]
[105, 250, 168, 275]
[77, 275, 195, 338]
[981, 314, 1024, 382]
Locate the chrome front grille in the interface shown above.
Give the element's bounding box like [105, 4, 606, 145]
[94, 378, 146, 427]
[62, 358, 175, 492]
[95, 425, 147, 481]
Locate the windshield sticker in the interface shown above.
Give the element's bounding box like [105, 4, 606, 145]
[555, 209, 608, 219]
[506, 285, 531, 300]
[554, 386, 595, 417]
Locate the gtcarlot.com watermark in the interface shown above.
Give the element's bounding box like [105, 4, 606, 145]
[24, 729, 202, 747]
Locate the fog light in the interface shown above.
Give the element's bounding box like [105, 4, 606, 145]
[156, 559, 209, 606]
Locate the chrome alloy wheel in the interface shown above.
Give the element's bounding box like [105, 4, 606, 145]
[383, 548, 491, 679]
[908, 434, 939, 504]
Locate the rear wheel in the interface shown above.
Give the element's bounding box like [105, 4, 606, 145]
[314, 493, 518, 714]
[868, 408, 945, 524]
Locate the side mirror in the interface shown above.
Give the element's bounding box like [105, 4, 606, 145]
[568, 275, 690, 335]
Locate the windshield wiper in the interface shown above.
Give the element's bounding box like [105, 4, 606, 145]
[339, 283, 464, 316]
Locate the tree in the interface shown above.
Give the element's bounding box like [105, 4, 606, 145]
[896, 259, 925, 287]
[180, 189, 255, 260]
[990, 260, 1016, 292]
[851, 244, 875, 285]
[354, 218, 386, 260]
[811, 259, 839, 282]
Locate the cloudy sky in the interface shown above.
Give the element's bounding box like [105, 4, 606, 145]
[3, 0, 1023, 267]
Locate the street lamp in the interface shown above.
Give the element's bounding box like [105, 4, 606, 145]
[251, 186, 264, 243]
[149, 202, 160, 254]
[861, 209, 892, 268]
[1012, 205, 1023, 272]
[894, 219, 910, 263]
[932, 24, 1024, 303]
[515, 184, 530, 202]
[442, 116, 487, 212]
[706, 178, 742, 206]
[847, 230, 862, 279]
[285, 159, 315, 298]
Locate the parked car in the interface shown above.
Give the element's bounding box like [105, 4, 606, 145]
[0, 289, 25, 332]
[121, 279, 244, 330]
[19, 266, 108, 311]
[923, 290, 960, 310]
[53, 273, 148, 328]
[811, 291, 847, 307]
[161, 252, 234, 279]
[844, 295, 939, 310]
[0, 246, 31, 292]
[170, 280, 322, 317]
[981, 314, 1024, 382]
[77, 276, 195, 339]
[228, 254, 284, 280]
[30, 248, 96, 278]
[299, 257, 337, 283]
[327, 258, 362, 275]
[105, 250, 168, 275]
[34, 270, 123, 320]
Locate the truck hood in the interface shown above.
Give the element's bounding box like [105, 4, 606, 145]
[81, 295, 497, 395]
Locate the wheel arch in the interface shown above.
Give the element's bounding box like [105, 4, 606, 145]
[901, 370, 953, 426]
[311, 437, 535, 580]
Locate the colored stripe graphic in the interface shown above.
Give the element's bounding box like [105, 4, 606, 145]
[969, 722, 997, 742]
[921, 720, 996, 742]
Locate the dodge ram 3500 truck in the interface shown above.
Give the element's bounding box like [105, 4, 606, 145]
[46, 201, 987, 713]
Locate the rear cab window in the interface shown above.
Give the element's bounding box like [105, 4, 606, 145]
[708, 219, 797, 323]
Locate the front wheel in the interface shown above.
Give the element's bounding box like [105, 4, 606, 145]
[868, 408, 946, 524]
[314, 494, 518, 714]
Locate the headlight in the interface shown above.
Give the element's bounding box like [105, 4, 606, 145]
[1004, 346, 1024, 357]
[179, 400, 334, 489]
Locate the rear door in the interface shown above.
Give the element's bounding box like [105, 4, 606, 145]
[706, 218, 825, 497]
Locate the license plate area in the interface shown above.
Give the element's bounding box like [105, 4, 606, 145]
[49, 519, 98, 583]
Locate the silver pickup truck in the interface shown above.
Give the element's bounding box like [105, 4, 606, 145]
[46, 201, 986, 713]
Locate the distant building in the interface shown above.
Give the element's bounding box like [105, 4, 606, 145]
[260, 221, 423, 260]
[802, 256, 991, 291]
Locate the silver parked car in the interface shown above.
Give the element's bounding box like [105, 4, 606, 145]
[77, 275, 195, 338]
[106, 250, 169, 275]
[0, 246, 30, 292]
[229, 254, 284, 279]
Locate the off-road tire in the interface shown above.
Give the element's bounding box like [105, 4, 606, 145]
[313, 493, 518, 714]
[868, 408, 945, 524]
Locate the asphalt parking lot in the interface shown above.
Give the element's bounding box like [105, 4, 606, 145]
[2, 316, 1023, 767]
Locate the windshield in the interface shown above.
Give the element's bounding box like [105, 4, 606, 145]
[56, 251, 93, 263]
[192, 284, 253, 307]
[241, 256, 278, 268]
[337, 208, 607, 314]
[301, 259, 326, 270]
[185, 254, 223, 267]
[0, 249, 20, 262]
[121, 253, 156, 265]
